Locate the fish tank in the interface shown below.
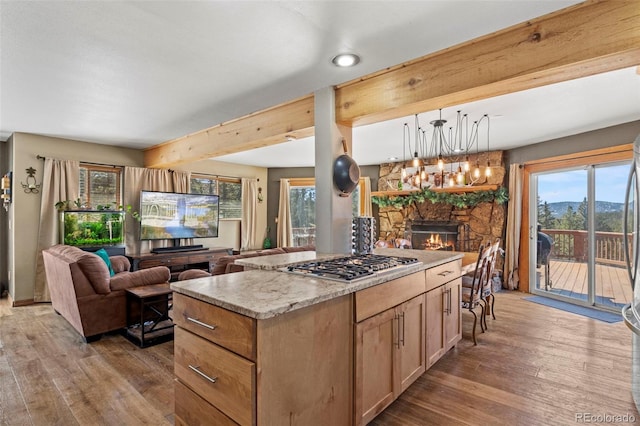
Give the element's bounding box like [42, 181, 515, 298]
[59, 210, 125, 247]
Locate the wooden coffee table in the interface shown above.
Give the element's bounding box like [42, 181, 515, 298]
[125, 283, 174, 348]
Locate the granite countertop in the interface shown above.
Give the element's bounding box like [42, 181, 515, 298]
[233, 250, 342, 270]
[171, 248, 462, 320]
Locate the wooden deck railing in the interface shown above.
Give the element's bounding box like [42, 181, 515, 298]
[541, 229, 632, 267]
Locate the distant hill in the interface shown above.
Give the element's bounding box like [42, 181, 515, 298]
[544, 201, 624, 217]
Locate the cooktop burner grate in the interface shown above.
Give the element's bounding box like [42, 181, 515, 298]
[285, 254, 419, 282]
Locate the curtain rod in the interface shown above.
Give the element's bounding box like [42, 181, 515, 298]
[192, 171, 253, 181]
[36, 155, 122, 169]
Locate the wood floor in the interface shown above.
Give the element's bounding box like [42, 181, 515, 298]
[1, 291, 638, 425]
[536, 260, 632, 307]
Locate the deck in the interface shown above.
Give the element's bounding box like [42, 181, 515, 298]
[535, 259, 632, 309]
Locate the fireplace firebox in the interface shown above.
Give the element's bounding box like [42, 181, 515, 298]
[405, 220, 467, 251]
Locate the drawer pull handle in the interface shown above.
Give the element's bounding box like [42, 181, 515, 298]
[189, 365, 217, 383]
[187, 317, 217, 330]
[437, 270, 454, 277]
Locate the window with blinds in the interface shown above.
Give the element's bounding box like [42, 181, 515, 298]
[190, 175, 242, 219]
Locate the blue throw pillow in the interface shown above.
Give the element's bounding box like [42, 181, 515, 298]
[95, 248, 115, 277]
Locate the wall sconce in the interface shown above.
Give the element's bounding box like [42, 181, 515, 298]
[1, 172, 11, 211]
[257, 187, 264, 203]
[21, 167, 41, 194]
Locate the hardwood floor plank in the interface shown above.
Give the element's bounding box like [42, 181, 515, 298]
[0, 354, 31, 425]
[92, 336, 175, 418]
[378, 292, 639, 425]
[10, 358, 79, 426]
[0, 290, 638, 426]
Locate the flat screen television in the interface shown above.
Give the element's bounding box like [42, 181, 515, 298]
[139, 190, 219, 241]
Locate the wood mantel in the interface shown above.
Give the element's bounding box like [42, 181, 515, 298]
[371, 184, 498, 197]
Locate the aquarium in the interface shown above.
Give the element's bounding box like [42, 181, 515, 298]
[59, 210, 125, 247]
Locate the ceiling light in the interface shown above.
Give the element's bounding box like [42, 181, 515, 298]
[394, 108, 494, 189]
[331, 53, 360, 67]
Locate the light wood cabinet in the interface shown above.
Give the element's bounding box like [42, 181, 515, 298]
[354, 306, 396, 425]
[354, 271, 426, 426]
[398, 294, 426, 392]
[173, 258, 463, 425]
[173, 292, 353, 426]
[425, 260, 462, 369]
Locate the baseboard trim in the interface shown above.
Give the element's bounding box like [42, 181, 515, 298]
[12, 297, 36, 307]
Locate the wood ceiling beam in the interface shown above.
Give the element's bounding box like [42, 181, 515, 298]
[145, 0, 639, 168]
[144, 95, 314, 168]
[335, 0, 640, 126]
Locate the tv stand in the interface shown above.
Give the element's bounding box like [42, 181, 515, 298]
[151, 245, 205, 254]
[129, 247, 233, 281]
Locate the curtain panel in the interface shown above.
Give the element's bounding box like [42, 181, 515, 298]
[241, 178, 259, 251]
[363, 176, 372, 217]
[277, 179, 292, 247]
[35, 159, 80, 302]
[504, 163, 523, 290]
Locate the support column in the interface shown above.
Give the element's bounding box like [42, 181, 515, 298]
[314, 87, 354, 254]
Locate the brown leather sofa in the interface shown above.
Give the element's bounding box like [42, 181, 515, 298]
[42, 244, 171, 341]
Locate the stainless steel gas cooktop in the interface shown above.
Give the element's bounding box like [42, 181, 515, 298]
[284, 254, 420, 282]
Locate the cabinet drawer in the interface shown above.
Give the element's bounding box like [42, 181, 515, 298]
[175, 328, 255, 426]
[426, 260, 461, 292]
[173, 293, 256, 360]
[188, 253, 213, 264]
[355, 272, 425, 322]
[137, 259, 167, 269]
[175, 379, 237, 426]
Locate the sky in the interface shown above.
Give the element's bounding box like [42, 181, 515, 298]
[537, 162, 632, 204]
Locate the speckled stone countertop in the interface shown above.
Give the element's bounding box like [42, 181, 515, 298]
[170, 248, 462, 320]
[233, 250, 341, 270]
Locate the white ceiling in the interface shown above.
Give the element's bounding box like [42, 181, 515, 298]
[2, 1, 639, 168]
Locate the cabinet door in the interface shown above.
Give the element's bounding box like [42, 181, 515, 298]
[354, 307, 398, 426]
[425, 287, 445, 368]
[398, 294, 426, 392]
[444, 278, 462, 351]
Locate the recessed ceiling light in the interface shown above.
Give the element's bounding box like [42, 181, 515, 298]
[332, 53, 360, 67]
[388, 156, 399, 161]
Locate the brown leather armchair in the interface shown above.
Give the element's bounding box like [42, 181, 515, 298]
[43, 244, 171, 341]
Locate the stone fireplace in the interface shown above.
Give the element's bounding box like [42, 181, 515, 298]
[375, 151, 506, 253]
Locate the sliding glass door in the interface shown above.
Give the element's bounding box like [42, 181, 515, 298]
[529, 161, 632, 311]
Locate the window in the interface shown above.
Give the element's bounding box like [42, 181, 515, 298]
[288, 178, 366, 246]
[79, 165, 122, 209]
[190, 175, 242, 219]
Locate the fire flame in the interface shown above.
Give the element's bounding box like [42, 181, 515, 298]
[423, 233, 454, 250]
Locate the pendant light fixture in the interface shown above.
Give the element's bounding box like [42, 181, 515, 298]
[395, 108, 494, 189]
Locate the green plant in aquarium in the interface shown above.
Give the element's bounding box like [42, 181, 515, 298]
[61, 210, 125, 247]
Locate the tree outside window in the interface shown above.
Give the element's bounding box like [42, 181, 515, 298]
[79, 165, 122, 209]
[190, 175, 241, 219]
[289, 178, 365, 247]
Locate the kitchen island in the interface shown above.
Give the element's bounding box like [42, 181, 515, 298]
[171, 248, 463, 426]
